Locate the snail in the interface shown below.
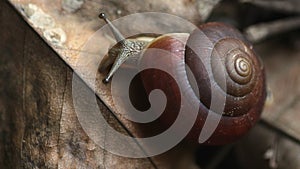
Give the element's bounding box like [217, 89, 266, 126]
[98, 13, 266, 145]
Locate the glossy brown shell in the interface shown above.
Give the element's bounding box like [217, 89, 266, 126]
[139, 23, 266, 145]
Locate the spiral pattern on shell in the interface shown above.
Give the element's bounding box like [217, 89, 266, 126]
[186, 22, 265, 117]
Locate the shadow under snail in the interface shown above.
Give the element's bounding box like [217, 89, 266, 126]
[98, 13, 266, 145]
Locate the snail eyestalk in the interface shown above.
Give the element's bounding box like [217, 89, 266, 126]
[99, 13, 125, 43]
[99, 13, 147, 84]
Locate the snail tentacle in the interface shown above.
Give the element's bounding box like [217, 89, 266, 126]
[99, 14, 149, 83]
[103, 40, 148, 83]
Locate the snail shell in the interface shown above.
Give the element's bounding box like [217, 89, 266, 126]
[138, 22, 266, 145]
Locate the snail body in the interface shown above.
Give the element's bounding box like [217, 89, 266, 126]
[99, 13, 266, 145]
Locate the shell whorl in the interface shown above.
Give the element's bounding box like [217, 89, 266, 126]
[186, 22, 265, 117]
